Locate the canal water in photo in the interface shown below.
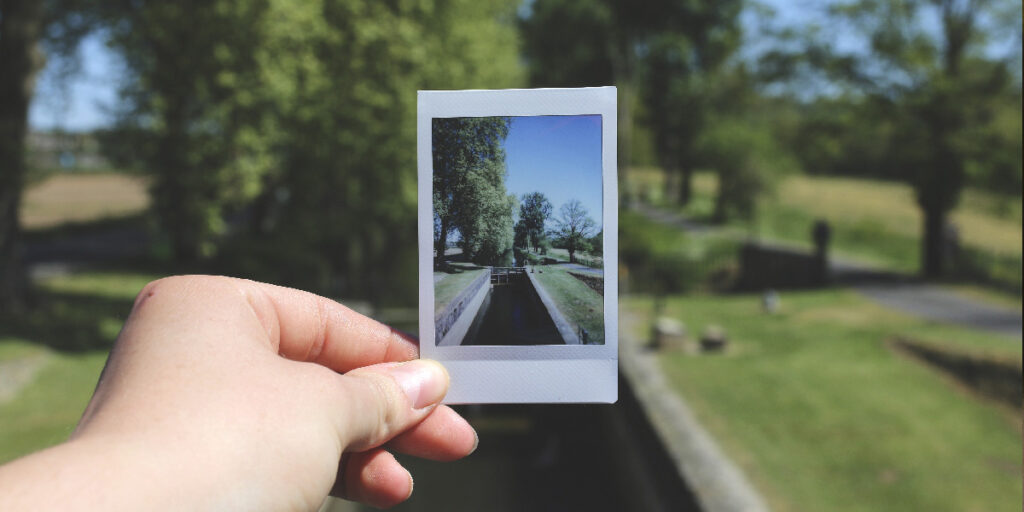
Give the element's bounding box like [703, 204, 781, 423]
[462, 272, 563, 345]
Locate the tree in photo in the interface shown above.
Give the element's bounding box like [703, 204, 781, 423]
[432, 116, 513, 267]
[515, 191, 552, 252]
[554, 199, 597, 264]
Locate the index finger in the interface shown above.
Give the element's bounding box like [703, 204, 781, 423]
[231, 277, 419, 372]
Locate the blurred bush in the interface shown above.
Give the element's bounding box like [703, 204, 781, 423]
[619, 210, 738, 294]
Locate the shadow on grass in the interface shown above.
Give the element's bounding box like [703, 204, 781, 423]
[0, 288, 134, 353]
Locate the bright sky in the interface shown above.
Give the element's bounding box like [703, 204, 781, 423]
[29, 33, 121, 131]
[503, 115, 603, 232]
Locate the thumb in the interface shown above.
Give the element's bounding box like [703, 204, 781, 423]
[336, 360, 450, 452]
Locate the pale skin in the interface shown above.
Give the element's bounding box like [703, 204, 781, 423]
[0, 275, 477, 510]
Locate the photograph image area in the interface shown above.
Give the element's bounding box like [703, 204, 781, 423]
[433, 115, 604, 347]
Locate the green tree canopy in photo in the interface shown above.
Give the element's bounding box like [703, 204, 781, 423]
[432, 116, 514, 266]
[515, 191, 553, 252]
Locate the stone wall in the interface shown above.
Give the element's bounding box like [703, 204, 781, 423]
[434, 271, 490, 343]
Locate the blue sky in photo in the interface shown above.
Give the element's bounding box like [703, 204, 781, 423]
[503, 115, 603, 232]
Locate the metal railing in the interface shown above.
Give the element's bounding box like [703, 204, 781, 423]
[490, 266, 526, 284]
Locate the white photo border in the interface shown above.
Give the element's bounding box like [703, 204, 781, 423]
[418, 87, 618, 404]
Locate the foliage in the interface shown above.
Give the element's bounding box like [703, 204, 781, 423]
[105, 0, 272, 262]
[619, 209, 738, 294]
[552, 199, 597, 263]
[432, 117, 515, 267]
[521, 0, 730, 175]
[695, 114, 790, 223]
[0, 0, 110, 306]
[588, 229, 604, 256]
[639, 1, 743, 204]
[803, 0, 1021, 277]
[514, 191, 552, 252]
[101, 0, 523, 302]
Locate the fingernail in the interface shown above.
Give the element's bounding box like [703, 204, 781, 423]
[386, 360, 448, 409]
[469, 428, 480, 455]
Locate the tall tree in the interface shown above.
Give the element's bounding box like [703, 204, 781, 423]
[107, 0, 271, 263]
[521, 0, 714, 195]
[432, 117, 512, 266]
[0, 0, 43, 307]
[822, 0, 1020, 277]
[641, 0, 743, 205]
[516, 191, 552, 252]
[554, 199, 597, 264]
[0, 0, 96, 307]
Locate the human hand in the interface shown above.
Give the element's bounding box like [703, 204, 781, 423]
[0, 276, 477, 510]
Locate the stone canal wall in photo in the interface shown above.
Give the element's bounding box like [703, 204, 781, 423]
[435, 271, 490, 344]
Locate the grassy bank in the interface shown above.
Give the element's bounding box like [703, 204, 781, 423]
[434, 265, 488, 313]
[0, 271, 158, 463]
[531, 265, 604, 344]
[624, 290, 1021, 511]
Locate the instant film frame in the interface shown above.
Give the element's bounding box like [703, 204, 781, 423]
[418, 87, 617, 403]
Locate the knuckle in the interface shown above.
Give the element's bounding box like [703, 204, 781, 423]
[355, 372, 404, 446]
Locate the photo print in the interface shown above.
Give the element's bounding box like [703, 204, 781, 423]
[418, 88, 617, 404]
[432, 115, 604, 347]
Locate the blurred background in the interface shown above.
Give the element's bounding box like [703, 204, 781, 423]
[0, 0, 1020, 510]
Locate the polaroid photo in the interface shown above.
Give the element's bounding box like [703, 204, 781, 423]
[417, 87, 617, 404]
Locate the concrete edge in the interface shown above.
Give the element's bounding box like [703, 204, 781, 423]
[526, 267, 581, 345]
[619, 312, 771, 512]
[434, 270, 490, 341]
[437, 279, 491, 347]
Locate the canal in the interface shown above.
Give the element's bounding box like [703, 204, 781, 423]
[461, 272, 563, 346]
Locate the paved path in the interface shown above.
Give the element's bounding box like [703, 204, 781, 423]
[632, 202, 1023, 339]
[857, 283, 1022, 338]
[555, 262, 602, 276]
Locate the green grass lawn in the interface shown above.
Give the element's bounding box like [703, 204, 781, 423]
[531, 265, 604, 344]
[624, 290, 1021, 512]
[635, 169, 1023, 289]
[0, 271, 158, 464]
[434, 265, 488, 313]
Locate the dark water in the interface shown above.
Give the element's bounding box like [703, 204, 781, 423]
[462, 277, 563, 345]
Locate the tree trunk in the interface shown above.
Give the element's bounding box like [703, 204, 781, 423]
[435, 219, 448, 267]
[678, 166, 693, 206]
[921, 206, 946, 278]
[618, 79, 633, 205]
[0, 0, 45, 309]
